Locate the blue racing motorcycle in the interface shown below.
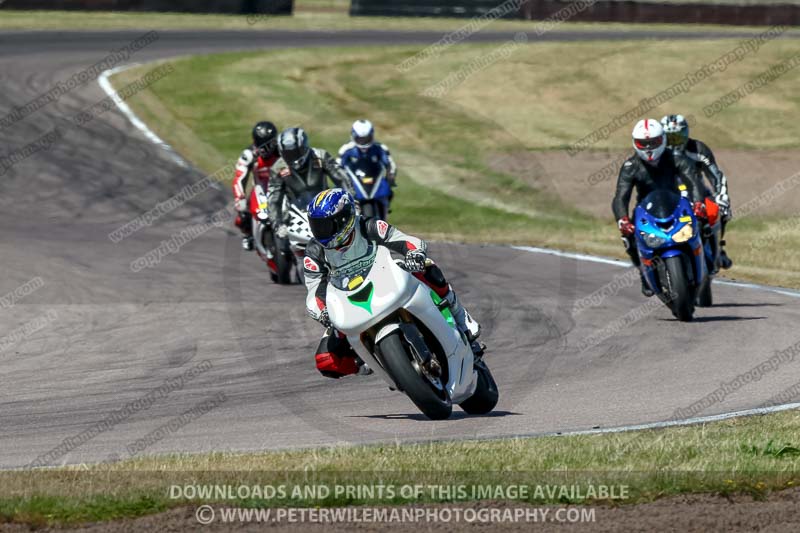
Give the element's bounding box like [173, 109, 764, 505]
[633, 190, 718, 321]
[342, 156, 392, 221]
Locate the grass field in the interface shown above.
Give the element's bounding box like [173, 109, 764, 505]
[114, 38, 800, 287]
[3, 409, 800, 525]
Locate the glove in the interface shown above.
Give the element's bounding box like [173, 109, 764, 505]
[318, 308, 331, 328]
[617, 216, 635, 237]
[235, 198, 248, 212]
[275, 224, 288, 239]
[404, 249, 427, 272]
[693, 201, 708, 220]
[715, 192, 731, 216]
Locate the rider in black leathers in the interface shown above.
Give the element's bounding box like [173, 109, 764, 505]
[267, 127, 355, 240]
[661, 114, 733, 268]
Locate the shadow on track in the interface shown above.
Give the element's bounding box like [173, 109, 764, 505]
[657, 315, 767, 323]
[348, 411, 523, 421]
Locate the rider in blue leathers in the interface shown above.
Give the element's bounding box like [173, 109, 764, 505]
[338, 119, 397, 219]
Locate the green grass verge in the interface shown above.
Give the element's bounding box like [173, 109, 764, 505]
[113, 40, 800, 287]
[3, 410, 800, 525]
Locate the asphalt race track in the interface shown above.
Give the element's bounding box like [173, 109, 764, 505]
[1, 28, 799, 469]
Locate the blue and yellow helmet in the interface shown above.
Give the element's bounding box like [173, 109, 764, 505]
[307, 188, 356, 248]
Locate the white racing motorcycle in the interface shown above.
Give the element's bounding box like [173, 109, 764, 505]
[326, 246, 499, 420]
[275, 193, 315, 284]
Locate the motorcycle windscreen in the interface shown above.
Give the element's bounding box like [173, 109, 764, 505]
[345, 157, 385, 196]
[640, 190, 683, 220]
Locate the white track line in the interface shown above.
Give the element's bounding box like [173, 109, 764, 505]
[98, 64, 190, 170]
[513, 245, 800, 299]
[544, 400, 800, 438]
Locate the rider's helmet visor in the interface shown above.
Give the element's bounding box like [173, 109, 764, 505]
[634, 136, 664, 151]
[354, 132, 373, 148]
[309, 203, 354, 248]
[256, 139, 276, 157]
[665, 131, 688, 148]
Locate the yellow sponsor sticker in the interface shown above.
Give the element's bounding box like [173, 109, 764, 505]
[679, 216, 692, 223]
[348, 276, 364, 290]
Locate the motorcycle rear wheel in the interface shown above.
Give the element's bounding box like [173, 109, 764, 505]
[696, 276, 713, 308]
[459, 358, 499, 415]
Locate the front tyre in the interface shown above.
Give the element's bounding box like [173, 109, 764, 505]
[379, 331, 452, 420]
[459, 359, 499, 415]
[360, 202, 376, 220]
[275, 249, 293, 284]
[663, 255, 695, 321]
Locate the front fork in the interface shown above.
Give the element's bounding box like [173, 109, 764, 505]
[639, 245, 705, 297]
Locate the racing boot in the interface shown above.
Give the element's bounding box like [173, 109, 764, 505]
[315, 329, 372, 378]
[235, 211, 254, 251]
[640, 271, 654, 297]
[355, 356, 374, 376]
[718, 241, 732, 269]
[444, 287, 485, 357]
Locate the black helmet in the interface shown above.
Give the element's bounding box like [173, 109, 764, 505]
[252, 121, 278, 157]
[278, 127, 311, 170]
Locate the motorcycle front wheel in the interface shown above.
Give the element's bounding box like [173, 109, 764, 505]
[378, 331, 452, 420]
[360, 202, 376, 220]
[661, 255, 695, 322]
[275, 248, 293, 285]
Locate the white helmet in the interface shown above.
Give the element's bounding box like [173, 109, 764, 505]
[632, 119, 666, 164]
[351, 119, 374, 150]
[660, 114, 689, 150]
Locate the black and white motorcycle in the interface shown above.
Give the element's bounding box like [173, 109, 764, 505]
[274, 192, 314, 284]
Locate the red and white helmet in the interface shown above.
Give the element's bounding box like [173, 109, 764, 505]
[631, 119, 666, 164]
